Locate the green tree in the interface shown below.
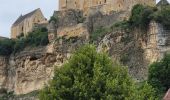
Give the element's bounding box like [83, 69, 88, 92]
[39, 45, 157, 100]
[129, 4, 154, 31]
[148, 53, 170, 94]
[0, 39, 15, 56]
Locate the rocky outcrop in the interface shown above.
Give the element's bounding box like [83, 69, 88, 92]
[1, 10, 170, 99]
[0, 36, 86, 95]
[0, 56, 8, 89]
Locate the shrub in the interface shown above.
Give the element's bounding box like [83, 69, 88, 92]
[148, 53, 170, 95]
[49, 16, 58, 23]
[112, 21, 130, 30]
[13, 27, 49, 53]
[129, 4, 154, 31]
[0, 27, 49, 55]
[39, 45, 157, 100]
[0, 39, 15, 56]
[90, 27, 111, 42]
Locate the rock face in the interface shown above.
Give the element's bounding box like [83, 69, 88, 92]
[5, 47, 56, 95]
[0, 36, 86, 95]
[0, 56, 7, 89]
[1, 10, 170, 98]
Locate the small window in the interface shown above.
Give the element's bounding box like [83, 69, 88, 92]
[21, 26, 24, 32]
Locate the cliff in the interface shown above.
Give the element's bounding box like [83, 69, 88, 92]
[0, 21, 168, 96]
[1, 5, 170, 99]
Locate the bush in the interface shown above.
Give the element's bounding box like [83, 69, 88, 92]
[13, 27, 49, 53]
[148, 53, 170, 95]
[39, 45, 157, 100]
[49, 16, 58, 23]
[0, 27, 49, 55]
[0, 39, 15, 56]
[90, 27, 111, 42]
[112, 21, 130, 30]
[129, 4, 154, 31]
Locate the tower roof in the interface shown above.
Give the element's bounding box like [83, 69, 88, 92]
[157, 0, 169, 7]
[12, 8, 41, 27]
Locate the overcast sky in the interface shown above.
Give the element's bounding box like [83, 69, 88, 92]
[0, 0, 167, 38]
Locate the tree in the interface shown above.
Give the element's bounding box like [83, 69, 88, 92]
[0, 39, 15, 56]
[148, 53, 170, 94]
[129, 4, 154, 31]
[39, 45, 157, 100]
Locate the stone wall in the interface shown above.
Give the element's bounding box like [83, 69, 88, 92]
[57, 23, 89, 38]
[59, 0, 156, 15]
[48, 9, 127, 41]
[11, 9, 47, 39]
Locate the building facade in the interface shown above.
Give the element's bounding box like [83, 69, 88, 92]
[11, 8, 47, 39]
[59, 0, 156, 15]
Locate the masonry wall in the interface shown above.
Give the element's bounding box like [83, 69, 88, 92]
[11, 10, 47, 39]
[59, 0, 156, 15]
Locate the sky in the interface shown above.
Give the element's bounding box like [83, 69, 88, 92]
[0, 0, 168, 38]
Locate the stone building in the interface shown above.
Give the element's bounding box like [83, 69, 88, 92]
[11, 8, 47, 39]
[157, 0, 169, 9]
[59, 0, 156, 15]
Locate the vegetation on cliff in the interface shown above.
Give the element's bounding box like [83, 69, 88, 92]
[0, 27, 49, 55]
[148, 53, 170, 97]
[113, 4, 170, 34]
[39, 45, 157, 100]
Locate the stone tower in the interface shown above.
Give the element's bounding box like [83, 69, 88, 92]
[59, 0, 156, 14]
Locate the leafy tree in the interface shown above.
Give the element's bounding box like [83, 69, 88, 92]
[13, 27, 49, 53]
[39, 45, 157, 100]
[0, 39, 15, 56]
[148, 53, 170, 94]
[129, 4, 154, 31]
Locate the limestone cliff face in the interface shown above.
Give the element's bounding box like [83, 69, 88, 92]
[0, 56, 7, 89]
[3, 47, 56, 95]
[1, 11, 170, 98]
[97, 21, 170, 81]
[0, 37, 86, 95]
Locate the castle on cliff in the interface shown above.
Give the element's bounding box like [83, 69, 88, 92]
[59, 0, 156, 15]
[11, 0, 156, 39]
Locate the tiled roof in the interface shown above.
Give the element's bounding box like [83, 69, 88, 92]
[163, 89, 170, 100]
[12, 8, 40, 27]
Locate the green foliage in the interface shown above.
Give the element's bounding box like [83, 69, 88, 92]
[39, 45, 157, 100]
[0, 39, 15, 56]
[0, 27, 49, 55]
[129, 4, 154, 31]
[148, 53, 170, 95]
[112, 21, 130, 30]
[0, 91, 14, 100]
[90, 27, 111, 42]
[153, 6, 170, 29]
[136, 82, 158, 100]
[120, 54, 129, 65]
[49, 16, 58, 23]
[14, 27, 49, 53]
